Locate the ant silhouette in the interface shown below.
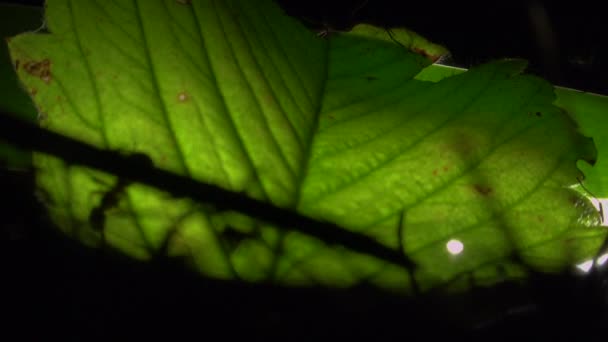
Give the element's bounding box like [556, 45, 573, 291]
[220, 224, 262, 252]
[88, 152, 154, 233]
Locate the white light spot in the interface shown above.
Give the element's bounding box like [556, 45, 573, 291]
[576, 259, 594, 273]
[597, 253, 608, 266]
[446, 239, 464, 255]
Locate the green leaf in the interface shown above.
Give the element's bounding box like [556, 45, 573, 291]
[554, 89, 608, 197]
[7, 0, 606, 294]
[418, 64, 608, 199]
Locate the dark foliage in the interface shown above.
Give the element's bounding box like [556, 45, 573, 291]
[2, 167, 607, 340]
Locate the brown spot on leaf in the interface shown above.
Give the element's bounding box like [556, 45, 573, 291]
[30, 88, 37, 96]
[23, 58, 52, 84]
[411, 47, 441, 62]
[472, 184, 492, 196]
[14, 59, 19, 71]
[432, 169, 438, 176]
[177, 91, 189, 102]
[564, 237, 578, 248]
[443, 166, 449, 172]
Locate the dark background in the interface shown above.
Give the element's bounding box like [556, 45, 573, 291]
[4, 0, 608, 95]
[1, 0, 607, 340]
[278, 0, 607, 95]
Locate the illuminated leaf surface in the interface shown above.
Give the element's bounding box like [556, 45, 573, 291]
[7, 0, 606, 294]
[555, 89, 608, 197]
[418, 64, 608, 199]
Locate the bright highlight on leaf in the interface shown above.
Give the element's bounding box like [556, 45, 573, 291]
[446, 239, 464, 255]
[574, 252, 608, 274]
[576, 259, 594, 273]
[7, 0, 607, 295]
[598, 253, 608, 266]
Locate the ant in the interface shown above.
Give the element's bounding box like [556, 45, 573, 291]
[574, 175, 608, 283]
[88, 152, 154, 233]
[576, 175, 604, 224]
[221, 224, 260, 252]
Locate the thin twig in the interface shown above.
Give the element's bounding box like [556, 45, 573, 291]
[0, 112, 417, 270]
